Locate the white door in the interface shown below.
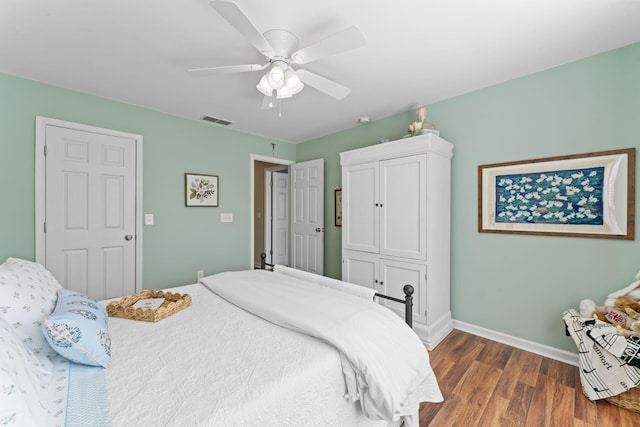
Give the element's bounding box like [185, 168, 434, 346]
[268, 169, 289, 266]
[290, 159, 324, 274]
[40, 122, 139, 300]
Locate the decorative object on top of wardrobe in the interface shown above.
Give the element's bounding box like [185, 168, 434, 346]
[478, 148, 635, 239]
[340, 133, 454, 349]
[404, 107, 439, 138]
[185, 173, 219, 207]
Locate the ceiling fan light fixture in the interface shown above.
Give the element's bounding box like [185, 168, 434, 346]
[284, 68, 304, 95]
[276, 86, 293, 99]
[256, 74, 273, 96]
[257, 62, 305, 99]
[267, 63, 286, 89]
[284, 68, 300, 88]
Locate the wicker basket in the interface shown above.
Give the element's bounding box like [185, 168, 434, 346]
[106, 289, 191, 322]
[605, 386, 640, 413]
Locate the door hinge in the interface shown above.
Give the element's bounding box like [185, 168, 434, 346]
[43, 222, 46, 233]
[44, 145, 47, 156]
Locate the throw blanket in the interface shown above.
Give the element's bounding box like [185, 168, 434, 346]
[200, 270, 443, 425]
[563, 309, 640, 400]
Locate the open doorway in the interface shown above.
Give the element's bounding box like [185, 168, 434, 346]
[265, 165, 289, 266]
[251, 155, 293, 268]
[250, 155, 325, 273]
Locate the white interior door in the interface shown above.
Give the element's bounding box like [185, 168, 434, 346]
[290, 159, 324, 275]
[267, 168, 289, 265]
[38, 120, 140, 300]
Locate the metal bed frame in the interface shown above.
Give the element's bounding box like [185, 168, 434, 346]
[259, 253, 414, 328]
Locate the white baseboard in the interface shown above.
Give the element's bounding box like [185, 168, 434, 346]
[452, 320, 579, 367]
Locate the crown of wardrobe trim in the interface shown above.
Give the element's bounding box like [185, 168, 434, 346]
[339, 133, 454, 166]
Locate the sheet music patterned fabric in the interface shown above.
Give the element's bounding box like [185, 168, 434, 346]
[563, 309, 640, 400]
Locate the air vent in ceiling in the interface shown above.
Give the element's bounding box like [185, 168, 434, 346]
[202, 116, 232, 126]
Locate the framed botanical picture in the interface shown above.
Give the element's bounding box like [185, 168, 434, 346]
[185, 173, 219, 207]
[335, 189, 342, 226]
[478, 148, 635, 239]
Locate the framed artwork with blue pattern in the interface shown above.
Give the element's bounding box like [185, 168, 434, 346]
[478, 148, 635, 239]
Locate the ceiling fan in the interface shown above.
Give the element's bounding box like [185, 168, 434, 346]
[189, 1, 366, 105]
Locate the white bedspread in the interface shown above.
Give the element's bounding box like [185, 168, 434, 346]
[104, 283, 391, 427]
[200, 269, 443, 425]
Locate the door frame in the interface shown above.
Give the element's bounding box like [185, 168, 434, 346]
[34, 116, 144, 293]
[250, 154, 293, 268]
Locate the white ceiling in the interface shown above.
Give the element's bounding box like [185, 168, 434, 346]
[2, 0, 640, 143]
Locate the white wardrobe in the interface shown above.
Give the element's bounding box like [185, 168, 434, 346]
[340, 133, 453, 349]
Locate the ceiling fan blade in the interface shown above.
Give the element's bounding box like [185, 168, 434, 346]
[291, 26, 365, 65]
[210, 1, 274, 57]
[189, 63, 268, 76]
[296, 69, 351, 100]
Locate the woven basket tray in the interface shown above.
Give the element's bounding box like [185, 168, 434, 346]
[606, 386, 640, 413]
[106, 289, 191, 322]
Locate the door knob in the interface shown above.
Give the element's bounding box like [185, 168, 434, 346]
[315, 227, 321, 232]
[125, 235, 133, 241]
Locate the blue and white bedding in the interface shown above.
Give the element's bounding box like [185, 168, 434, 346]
[40, 355, 111, 427]
[0, 257, 111, 427]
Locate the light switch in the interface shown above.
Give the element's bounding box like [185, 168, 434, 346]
[145, 214, 154, 225]
[220, 213, 233, 223]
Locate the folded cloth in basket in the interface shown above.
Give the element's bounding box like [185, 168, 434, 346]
[586, 328, 640, 368]
[563, 309, 640, 400]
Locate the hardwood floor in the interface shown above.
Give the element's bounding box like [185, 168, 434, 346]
[419, 329, 640, 426]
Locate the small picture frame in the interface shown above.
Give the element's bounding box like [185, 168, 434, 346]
[335, 189, 342, 227]
[478, 148, 635, 239]
[185, 173, 219, 207]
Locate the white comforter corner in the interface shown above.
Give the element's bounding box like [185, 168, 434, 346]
[200, 269, 443, 424]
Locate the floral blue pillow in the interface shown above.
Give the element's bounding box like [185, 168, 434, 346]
[42, 289, 111, 368]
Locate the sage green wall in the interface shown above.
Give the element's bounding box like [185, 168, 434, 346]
[0, 73, 295, 289]
[297, 42, 640, 352]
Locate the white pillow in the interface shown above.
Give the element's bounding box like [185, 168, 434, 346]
[0, 318, 50, 426]
[0, 257, 62, 357]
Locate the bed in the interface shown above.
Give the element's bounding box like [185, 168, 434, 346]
[0, 258, 443, 427]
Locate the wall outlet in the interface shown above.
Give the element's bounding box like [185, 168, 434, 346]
[197, 270, 204, 281]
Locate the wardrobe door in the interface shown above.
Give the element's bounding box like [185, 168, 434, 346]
[342, 250, 378, 290]
[379, 154, 427, 260]
[342, 162, 379, 253]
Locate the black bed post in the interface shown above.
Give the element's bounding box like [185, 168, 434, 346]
[403, 285, 414, 328]
[260, 252, 266, 270]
